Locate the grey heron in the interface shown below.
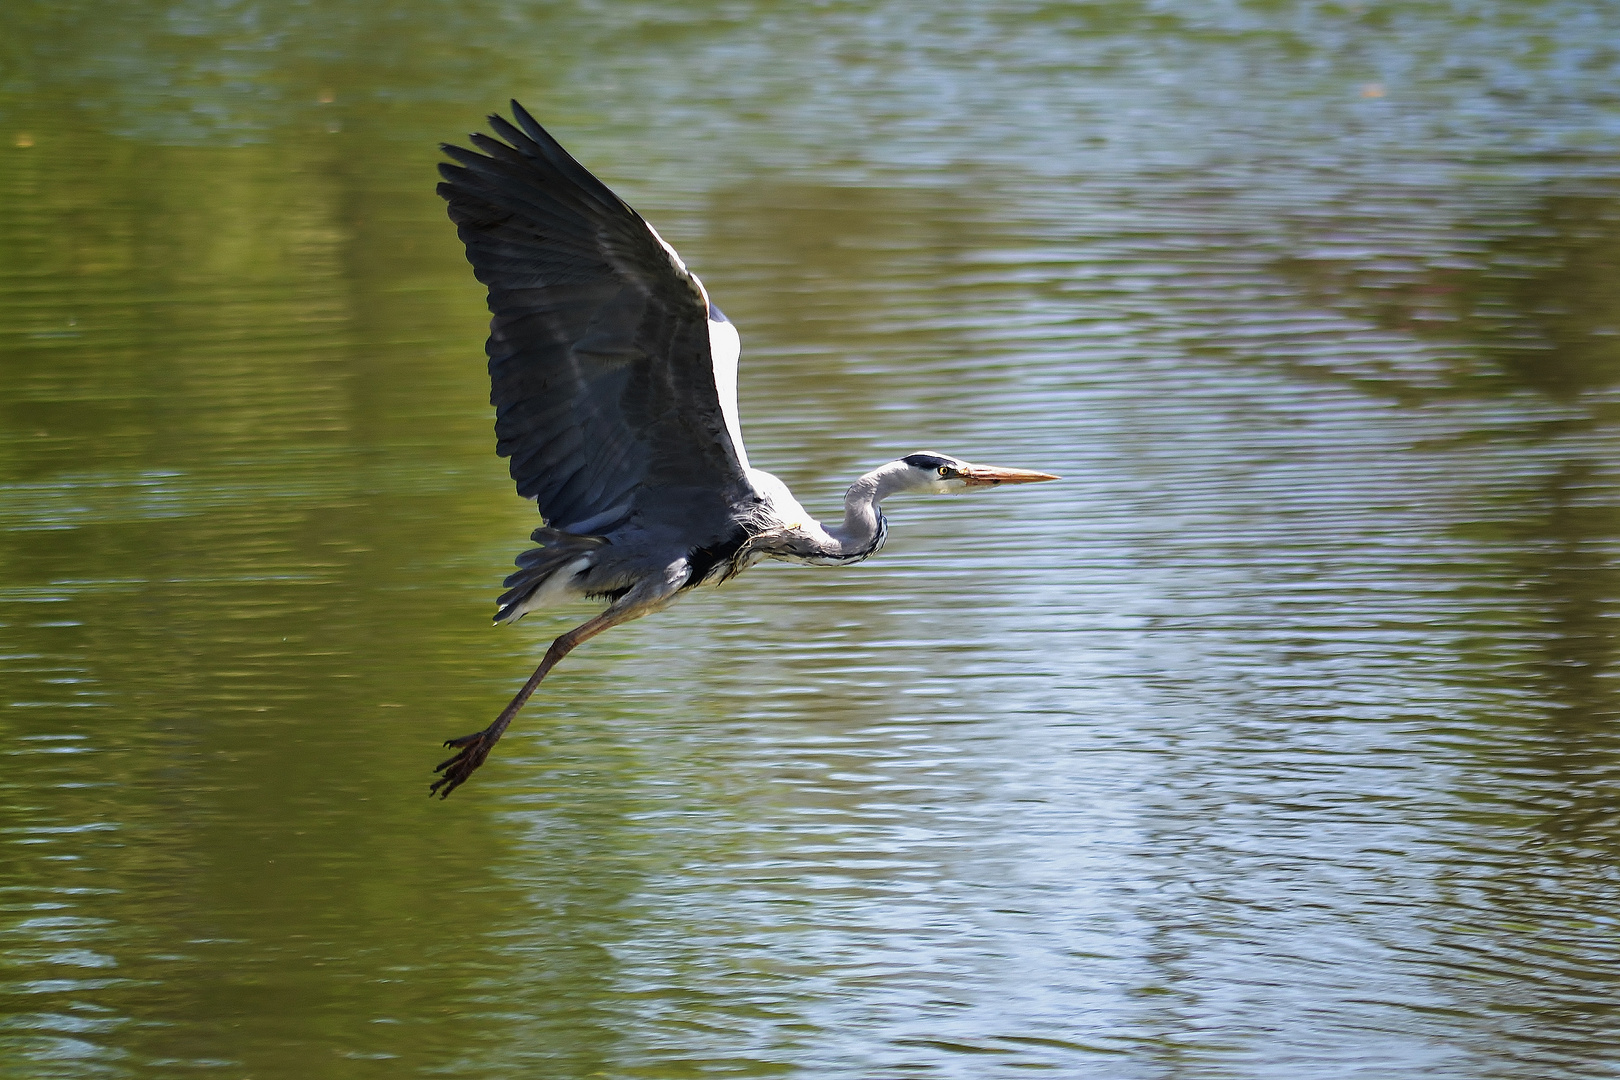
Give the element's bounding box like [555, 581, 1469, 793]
[430, 102, 1058, 798]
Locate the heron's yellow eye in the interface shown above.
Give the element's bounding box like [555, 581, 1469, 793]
[938, 466, 950, 477]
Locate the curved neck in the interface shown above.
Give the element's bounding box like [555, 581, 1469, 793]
[822, 461, 911, 559]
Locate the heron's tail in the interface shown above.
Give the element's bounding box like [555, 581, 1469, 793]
[494, 528, 606, 624]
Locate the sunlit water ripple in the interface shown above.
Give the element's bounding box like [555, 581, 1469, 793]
[3, 1, 1620, 1077]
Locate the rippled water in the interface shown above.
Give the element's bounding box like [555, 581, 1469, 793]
[3, 2, 1620, 1077]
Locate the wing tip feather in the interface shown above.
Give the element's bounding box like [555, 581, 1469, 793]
[509, 100, 548, 145]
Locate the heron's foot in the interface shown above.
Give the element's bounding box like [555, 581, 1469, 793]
[430, 728, 496, 799]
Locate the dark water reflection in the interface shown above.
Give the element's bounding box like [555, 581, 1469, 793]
[4, 1, 1620, 1077]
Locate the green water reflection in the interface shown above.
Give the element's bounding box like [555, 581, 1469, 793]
[3, 1, 1620, 1078]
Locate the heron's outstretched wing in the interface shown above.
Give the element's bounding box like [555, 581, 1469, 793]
[437, 102, 752, 538]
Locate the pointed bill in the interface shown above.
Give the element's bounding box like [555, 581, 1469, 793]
[959, 464, 1061, 488]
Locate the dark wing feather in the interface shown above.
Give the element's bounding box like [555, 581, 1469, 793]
[437, 102, 751, 539]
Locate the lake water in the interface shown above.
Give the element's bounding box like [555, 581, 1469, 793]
[3, 2, 1619, 1077]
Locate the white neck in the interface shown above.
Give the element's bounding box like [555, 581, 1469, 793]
[822, 460, 914, 559]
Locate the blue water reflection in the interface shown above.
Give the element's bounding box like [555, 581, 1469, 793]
[3, 1, 1619, 1077]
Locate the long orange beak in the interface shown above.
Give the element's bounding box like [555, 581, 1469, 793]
[959, 464, 1062, 488]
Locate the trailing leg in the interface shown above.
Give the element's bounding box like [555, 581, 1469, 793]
[429, 570, 684, 798]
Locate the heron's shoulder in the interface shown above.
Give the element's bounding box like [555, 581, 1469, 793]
[743, 469, 812, 526]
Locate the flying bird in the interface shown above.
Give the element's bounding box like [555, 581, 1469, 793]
[431, 102, 1058, 798]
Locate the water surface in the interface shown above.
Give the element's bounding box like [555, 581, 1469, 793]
[3, 2, 1619, 1077]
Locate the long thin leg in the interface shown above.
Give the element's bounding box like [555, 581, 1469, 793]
[429, 598, 654, 799]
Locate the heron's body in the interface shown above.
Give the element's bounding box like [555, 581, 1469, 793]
[493, 458, 890, 624]
[430, 103, 1056, 797]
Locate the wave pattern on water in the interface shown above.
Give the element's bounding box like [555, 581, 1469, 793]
[2, 1, 1619, 1078]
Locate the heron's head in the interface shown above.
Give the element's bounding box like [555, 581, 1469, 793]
[894, 452, 1060, 495]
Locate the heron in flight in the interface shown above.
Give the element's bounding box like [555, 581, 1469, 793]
[430, 102, 1058, 798]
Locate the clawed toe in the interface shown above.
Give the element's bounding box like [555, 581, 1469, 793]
[429, 729, 493, 799]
